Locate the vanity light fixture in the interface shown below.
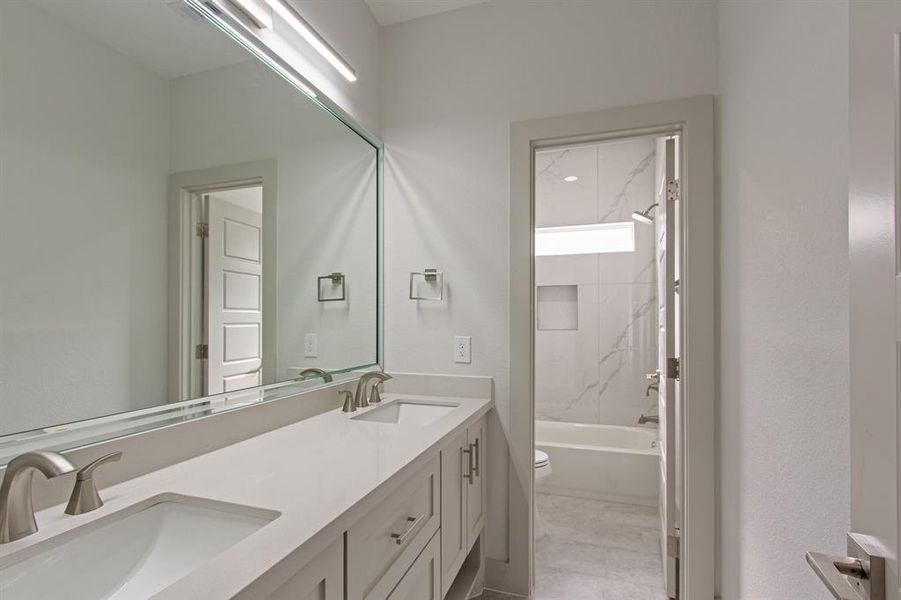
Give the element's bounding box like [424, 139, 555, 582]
[262, 0, 357, 82]
[227, 0, 271, 28]
[535, 222, 636, 256]
[563, 175, 579, 182]
[189, 0, 317, 98]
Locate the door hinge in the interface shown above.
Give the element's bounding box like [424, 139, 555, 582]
[195, 344, 208, 359]
[667, 357, 681, 380]
[196, 223, 209, 238]
[667, 179, 680, 202]
[667, 534, 681, 558]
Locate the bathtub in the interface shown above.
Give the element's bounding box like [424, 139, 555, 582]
[536, 420, 660, 507]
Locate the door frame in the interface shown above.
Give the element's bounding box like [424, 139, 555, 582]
[167, 159, 278, 403]
[508, 96, 715, 597]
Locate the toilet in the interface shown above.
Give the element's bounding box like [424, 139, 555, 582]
[535, 449, 552, 481]
[535, 449, 552, 538]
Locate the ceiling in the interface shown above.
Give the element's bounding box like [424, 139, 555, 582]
[32, 0, 250, 80]
[363, 0, 488, 26]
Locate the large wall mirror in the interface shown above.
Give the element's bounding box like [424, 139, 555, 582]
[0, 0, 379, 459]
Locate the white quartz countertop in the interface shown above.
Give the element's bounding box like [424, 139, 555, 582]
[0, 392, 492, 599]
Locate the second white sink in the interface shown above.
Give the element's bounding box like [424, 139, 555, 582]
[0, 494, 277, 600]
[352, 400, 458, 425]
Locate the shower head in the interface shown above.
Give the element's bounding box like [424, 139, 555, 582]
[631, 203, 658, 225]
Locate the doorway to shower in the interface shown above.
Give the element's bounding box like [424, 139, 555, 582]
[532, 133, 680, 599]
[507, 96, 715, 599]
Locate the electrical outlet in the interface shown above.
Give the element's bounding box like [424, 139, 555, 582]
[304, 333, 318, 358]
[454, 335, 471, 364]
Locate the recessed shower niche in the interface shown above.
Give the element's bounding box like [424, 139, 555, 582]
[536, 285, 578, 331]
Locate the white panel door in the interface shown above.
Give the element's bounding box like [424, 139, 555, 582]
[830, 4, 899, 599]
[206, 194, 263, 395]
[656, 136, 680, 599]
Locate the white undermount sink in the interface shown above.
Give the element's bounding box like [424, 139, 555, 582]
[0, 494, 278, 600]
[352, 400, 459, 425]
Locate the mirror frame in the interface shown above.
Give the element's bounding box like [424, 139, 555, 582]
[0, 0, 384, 466]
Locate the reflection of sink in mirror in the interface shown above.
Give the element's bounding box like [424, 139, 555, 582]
[0, 494, 277, 600]
[352, 401, 459, 425]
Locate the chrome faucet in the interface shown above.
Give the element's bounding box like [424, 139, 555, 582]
[638, 413, 659, 425]
[0, 451, 76, 543]
[354, 371, 392, 409]
[299, 368, 333, 383]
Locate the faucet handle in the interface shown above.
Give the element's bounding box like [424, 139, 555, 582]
[369, 381, 386, 404]
[65, 452, 121, 516]
[340, 390, 356, 413]
[645, 370, 661, 382]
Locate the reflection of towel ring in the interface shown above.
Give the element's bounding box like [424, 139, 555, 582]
[318, 272, 346, 302]
[409, 269, 443, 301]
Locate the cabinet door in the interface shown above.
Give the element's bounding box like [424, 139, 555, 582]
[265, 537, 343, 600]
[386, 532, 441, 600]
[465, 417, 486, 543]
[440, 430, 468, 595]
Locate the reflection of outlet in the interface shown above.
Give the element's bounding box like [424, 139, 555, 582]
[304, 333, 318, 358]
[454, 336, 471, 364]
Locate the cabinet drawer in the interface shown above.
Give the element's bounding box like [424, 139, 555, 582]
[386, 531, 441, 600]
[347, 456, 440, 600]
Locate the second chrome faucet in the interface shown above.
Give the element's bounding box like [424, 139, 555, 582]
[342, 371, 392, 412]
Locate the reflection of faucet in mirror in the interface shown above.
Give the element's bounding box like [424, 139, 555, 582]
[0, 451, 76, 543]
[299, 368, 333, 383]
[354, 372, 392, 409]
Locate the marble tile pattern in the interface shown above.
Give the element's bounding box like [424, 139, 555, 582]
[535, 138, 659, 426]
[471, 494, 666, 600]
[534, 493, 666, 600]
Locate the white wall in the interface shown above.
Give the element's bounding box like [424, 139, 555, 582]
[718, 2, 850, 599]
[380, 0, 718, 576]
[0, 1, 171, 434]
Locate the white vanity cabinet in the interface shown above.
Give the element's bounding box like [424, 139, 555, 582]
[251, 409, 490, 600]
[385, 532, 441, 600]
[262, 538, 344, 600]
[347, 456, 440, 600]
[440, 416, 487, 595]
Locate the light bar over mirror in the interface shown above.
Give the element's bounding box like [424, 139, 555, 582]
[535, 222, 636, 256]
[0, 0, 380, 464]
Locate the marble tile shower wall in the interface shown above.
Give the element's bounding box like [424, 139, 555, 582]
[535, 138, 658, 426]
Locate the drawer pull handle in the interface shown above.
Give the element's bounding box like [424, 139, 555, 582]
[472, 438, 480, 477]
[390, 515, 423, 545]
[463, 446, 474, 484]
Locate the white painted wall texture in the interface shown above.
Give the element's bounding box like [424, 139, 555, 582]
[0, 1, 171, 434]
[382, 0, 853, 597]
[718, 2, 850, 599]
[380, 0, 718, 570]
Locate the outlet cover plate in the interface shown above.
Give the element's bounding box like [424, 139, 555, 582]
[454, 335, 471, 364]
[304, 333, 318, 358]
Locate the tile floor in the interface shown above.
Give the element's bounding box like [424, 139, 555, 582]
[474, 493, 667, 600]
